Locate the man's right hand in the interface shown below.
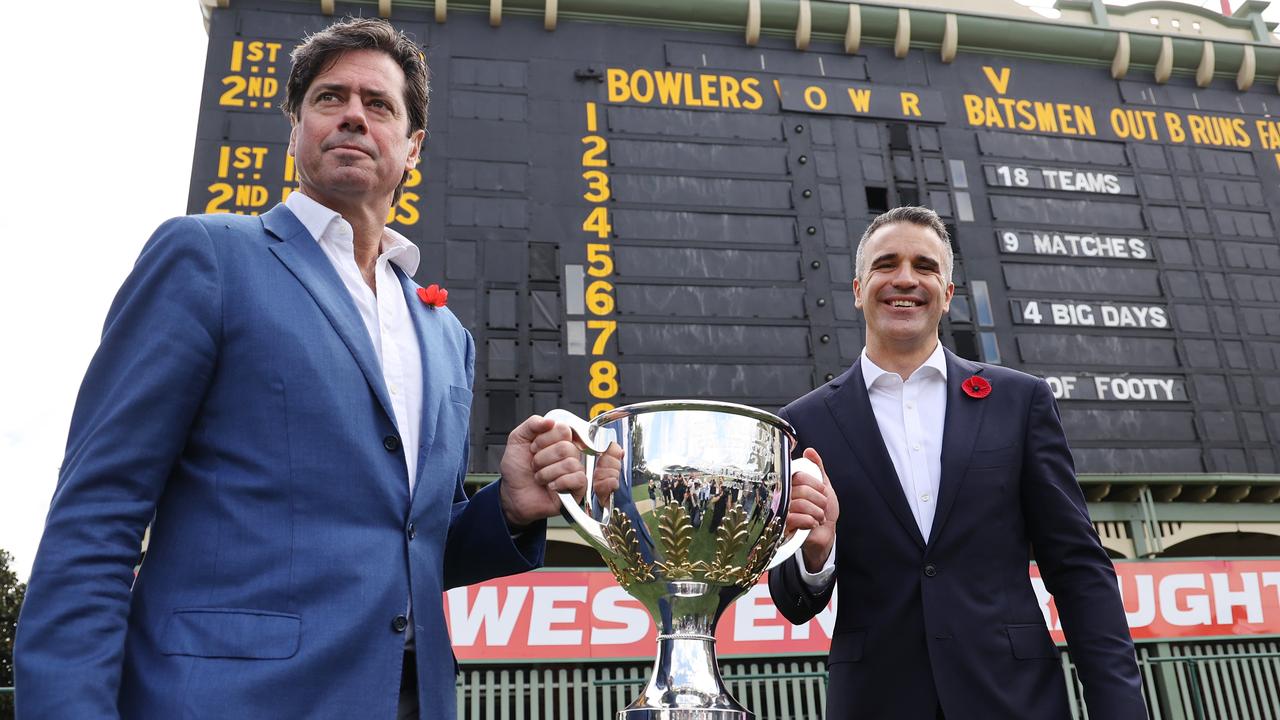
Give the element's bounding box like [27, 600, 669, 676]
[786, 448, 839, 573]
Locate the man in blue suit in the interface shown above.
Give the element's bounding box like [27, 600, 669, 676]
[769, 207, 1147, 719]
[15, 18, 609, 719]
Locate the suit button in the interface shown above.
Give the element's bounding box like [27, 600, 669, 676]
[924, 563, 937, 577]
[392, 614, 409, 633]
[383, 435, 401, 452]
[407, 522, 417, 541]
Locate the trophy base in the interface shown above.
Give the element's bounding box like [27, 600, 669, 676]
[619, 710, 752, 720]
[617, 635, 755, 720]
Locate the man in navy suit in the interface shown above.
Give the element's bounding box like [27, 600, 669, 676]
[769, 207, 1146, 719]
[15, 18, 614, 719]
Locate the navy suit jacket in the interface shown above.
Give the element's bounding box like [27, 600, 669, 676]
[16, 205, 543, 718]
[769, 348, 1146, 719]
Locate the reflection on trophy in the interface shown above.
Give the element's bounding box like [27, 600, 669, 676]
[547, 401, 813, 720]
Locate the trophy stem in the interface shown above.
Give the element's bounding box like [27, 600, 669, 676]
[619, 633, 752, 719]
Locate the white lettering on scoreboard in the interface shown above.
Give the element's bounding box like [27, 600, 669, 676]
[1013, 300, 1169, 329]
[997, 229, 1152, 260]
[1042, 374, 1188, 402]
[984, 164, 1137, 195]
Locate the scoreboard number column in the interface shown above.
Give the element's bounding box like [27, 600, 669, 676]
[566, 101, 621, 419]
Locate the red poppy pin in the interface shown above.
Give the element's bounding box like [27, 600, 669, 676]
[962, 375, 992, 399]
[417, 284, 448, 308]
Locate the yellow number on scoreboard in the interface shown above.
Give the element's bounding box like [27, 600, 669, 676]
[586, 243, 614, 277]
[206, 183, 234, 214]
[582, 170, 611, 202]
[587, 320, 616, 355]
[589, 360, 619, 399]
[220, 76, 248, 107]
[582, 206, 612, 238]
[581, 136, 608, 167]
[585, 280, 615, 316]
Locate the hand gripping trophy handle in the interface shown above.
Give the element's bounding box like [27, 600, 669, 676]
[543, 408, 616, 554]
[767, 455, 820, 570]
[544, 402, 822, 719]
[543, 408, 817, 572]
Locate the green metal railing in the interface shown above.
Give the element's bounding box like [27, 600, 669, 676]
[4, 643, 1277, 717]
[1049, 641, 1280, 720]
[454, 660, 828, 720]
[1144, 653, 1280, 720]
[456, 640, 1280, 719]
[1137, 643, 1280, 720]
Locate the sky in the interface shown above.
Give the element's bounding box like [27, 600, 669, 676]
[0, 1, 208, 580]
[1, 1, 1278, 584]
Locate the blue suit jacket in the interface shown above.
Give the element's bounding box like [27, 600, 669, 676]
[769, 348, 1146, 719]
[16, 205, 544, 719]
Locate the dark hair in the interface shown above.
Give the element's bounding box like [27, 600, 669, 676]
[854, 206, 953, 284]
[283, 17, 429, 198]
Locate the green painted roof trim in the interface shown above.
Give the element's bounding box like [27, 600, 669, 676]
[297, 0, 1280, 84]
[1059, 0, 1276, 34]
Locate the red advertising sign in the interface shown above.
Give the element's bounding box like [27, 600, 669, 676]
[445, 560, 1280, 661]
[1038, 559, 1280, 643]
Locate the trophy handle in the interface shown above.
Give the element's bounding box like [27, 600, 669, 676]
[763, 456, 820, 570]
[544, 408, 615, 552]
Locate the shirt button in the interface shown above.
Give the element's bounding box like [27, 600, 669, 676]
[912, 443, 922, 452]
[924, 563, 937, 577]
[392, 614, 409, 633]
[383, 435, 401, 452]
[920, 493, 931, 503]
[906, 402, 915, 410]
[389, 385, 399, 396]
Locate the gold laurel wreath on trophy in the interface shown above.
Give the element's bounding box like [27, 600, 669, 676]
[603, 510, 655, 585]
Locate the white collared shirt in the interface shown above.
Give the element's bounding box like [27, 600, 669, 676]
[285, 190, 424, 493]
[796, 341, 949, 588]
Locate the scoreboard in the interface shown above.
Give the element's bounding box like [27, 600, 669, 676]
[188, 0, 1280, 476]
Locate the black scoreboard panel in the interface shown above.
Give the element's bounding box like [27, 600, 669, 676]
[190, 1, 1280, 474]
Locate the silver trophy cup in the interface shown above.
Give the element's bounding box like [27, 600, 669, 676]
[547, 401, 816, 720]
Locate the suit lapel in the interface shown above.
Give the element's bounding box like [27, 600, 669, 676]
[928, 348, 988, 548]
[262, 204, 398, 431]
[397, 268, 445, 505]
[825, 362, 927, 549]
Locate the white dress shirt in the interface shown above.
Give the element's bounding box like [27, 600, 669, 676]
[796, 341, 949, 589]
[286, 191, 428, 646]
[285, 190, 424, 493]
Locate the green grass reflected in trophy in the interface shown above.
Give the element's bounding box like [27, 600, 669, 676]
[547, 401, 816, 720]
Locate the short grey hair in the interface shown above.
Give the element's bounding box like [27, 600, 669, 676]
[853, 206, 953, 285]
